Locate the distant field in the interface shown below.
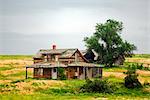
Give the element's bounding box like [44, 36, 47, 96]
[0, 55, 33, 60]
[125, 54, 150, 68]
[0, 54, 150, 60]
[132, 54, 150, 58]
[0, 55, 150, 99]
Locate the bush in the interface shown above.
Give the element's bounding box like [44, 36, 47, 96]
[124, 65, 142, 89]
[80, 79, 115, 93]
[136, 63, 144, 70]
[57, 67, 67, 80]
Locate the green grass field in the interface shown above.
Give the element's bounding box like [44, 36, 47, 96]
[0, 55, 150, 100]
[132, 54, 150, 58]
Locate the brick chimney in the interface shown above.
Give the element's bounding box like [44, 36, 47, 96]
[52, 45, 56, 50]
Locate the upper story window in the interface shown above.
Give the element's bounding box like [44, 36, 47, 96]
[51, 54, 55, 61]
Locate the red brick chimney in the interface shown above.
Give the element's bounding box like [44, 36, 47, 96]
[52, 45, 56, 50]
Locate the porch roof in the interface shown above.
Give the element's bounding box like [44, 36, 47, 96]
[68, 62, 104, 68]
[26, 62, 104, 68]
[26, 62, 67, 68]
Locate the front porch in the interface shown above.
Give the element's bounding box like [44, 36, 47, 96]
[26, 62, 103, 79]
[66, 66, 103, 79]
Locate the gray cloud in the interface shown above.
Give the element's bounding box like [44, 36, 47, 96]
[0, 0, 150, 54]
[0, 32, 86, 54]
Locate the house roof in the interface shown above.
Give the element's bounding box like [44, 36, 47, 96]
[33, 48, 78, 58]
[80, 50, 87, 55]
[60, 49, 77, 58]
[68, 62, 104, 67]
[33, 48, 89, 62]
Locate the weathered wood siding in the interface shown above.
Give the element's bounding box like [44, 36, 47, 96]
[34, 68, 43, 78]
[43, 68, 51, 78]
[72, 51, 85, 62]
[34, 58, 43, 64]
[67, 67, 76, 79]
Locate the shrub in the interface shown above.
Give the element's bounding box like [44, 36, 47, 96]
[57, 67, 67, 80]
[80, 79, 115, 93]
[136, 63, 144, 70]
[124, 65, 142, 89]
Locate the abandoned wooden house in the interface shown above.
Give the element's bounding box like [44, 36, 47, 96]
[26, 45, 103, 79]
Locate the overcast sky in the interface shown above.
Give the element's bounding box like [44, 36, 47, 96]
[0, 0, 150, 54]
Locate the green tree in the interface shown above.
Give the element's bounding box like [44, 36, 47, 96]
[84, 19, 136, 67]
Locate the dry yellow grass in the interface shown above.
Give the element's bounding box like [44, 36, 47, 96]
[1, 68, 25, 76]
[126, 58, 150, 67]
[0, 79, 65, 94]
[0, 60, 33, 66]
[143, 88, 150, 92]
[0, 80, 12, 84]
[138, 76, 150, 84]
[103, 72, 126, 79]
[14, 80, 65, 94]
[103, 71, 150, 84]
[137, 70, 150, 76]
[0, 58, 150, 95]
[31, 80, 65, 86]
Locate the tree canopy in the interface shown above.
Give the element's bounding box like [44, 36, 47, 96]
[84, 19, 136, 67]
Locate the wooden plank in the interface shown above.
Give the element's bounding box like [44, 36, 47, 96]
[26, 67, 27, 79]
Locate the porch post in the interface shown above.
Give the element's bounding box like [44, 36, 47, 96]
[84, 67, 87, 79]
[26, 67, 28, 79]
[77, 67, 80, 79]
[99, 68, 102, 78]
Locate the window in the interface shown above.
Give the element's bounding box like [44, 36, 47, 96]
[51, 55, 55, 60]
[53, 68, 57, 72]
[37, 68, 43, 75]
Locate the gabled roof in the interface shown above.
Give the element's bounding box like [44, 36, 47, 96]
[33, 48, 78, 58]
[33, 48, 89, 62]
[59, 49, 77, 58]
[39, 49, 67, 54]
[68, 62, 104, 67]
